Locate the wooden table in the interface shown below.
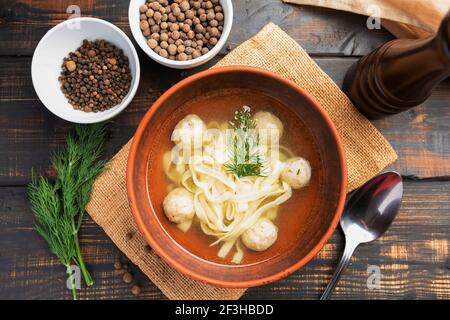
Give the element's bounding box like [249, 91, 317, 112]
[1, 0, 449, 300]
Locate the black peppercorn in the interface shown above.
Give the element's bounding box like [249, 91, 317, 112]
[59, 39, 131, 113]
[125, 232, 134, 241]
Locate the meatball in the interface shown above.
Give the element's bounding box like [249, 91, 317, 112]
[281, 157, 312, 189]
[171, 114, 207, 148]
[253, 111, 284, 138]
[163, 188, 195, 224]
[241, 219, 278, 251]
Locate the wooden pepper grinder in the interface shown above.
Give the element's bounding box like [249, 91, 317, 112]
[343, 10, 450, 119]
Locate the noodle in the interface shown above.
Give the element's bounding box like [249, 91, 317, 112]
[162, 118, 295, 264]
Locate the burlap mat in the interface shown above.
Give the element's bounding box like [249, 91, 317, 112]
[86, 23, 397, 300]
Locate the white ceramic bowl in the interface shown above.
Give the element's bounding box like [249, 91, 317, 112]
[31, 17, 140, 124]
[129, 0, 233, 69]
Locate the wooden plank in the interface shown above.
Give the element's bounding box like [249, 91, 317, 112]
[0, 187, 166, 300]
[1, 56, 449, 185]
[0, 55, 184, 185]
[0, 0, 393, 56]
[245, 179, 450, 300]
[1, 180, 449, 299]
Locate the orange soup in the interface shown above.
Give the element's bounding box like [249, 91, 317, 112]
[147, 88, 323, 265]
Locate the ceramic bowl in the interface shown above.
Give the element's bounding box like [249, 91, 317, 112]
[128, 0, 233, 69]
[127, 66, 347, 288]
[31, 17, 140, 124]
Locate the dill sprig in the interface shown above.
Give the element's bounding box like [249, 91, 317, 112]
[29, 176, 78, 299]
[28, 123, 107, 300]
[225, 106, 266, 177]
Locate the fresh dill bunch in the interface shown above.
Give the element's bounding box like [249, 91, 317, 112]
[28, 123, 108, 300]
[29, 175, 79, 299]
[52, 123, 107, 232]
[225, 106, 266, 177]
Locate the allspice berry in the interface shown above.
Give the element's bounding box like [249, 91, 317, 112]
[185, 47, 194, 55]
[159, 49, 169, 58]
[131, 285, 142, 296]
[210, 27, 219, 37]
[160, 33, 169, 42]
[65, 60, 77, 72]
[178, 52, 188, 61]
[168, 44, 177, 55]
[123, 272, 133, 284]
[181, 24, 190, 33]
[171, 30, 180, 40]
[160, 41, 169, 49]
[139, 4, 148, 13]
[151, 24, 160, 33]
[151, 1, 160, 11]
[195, 24, 204, 33]
[151, 32, 160, 41]
[172, 6, 181, 16]
[113, 260, 122, 270]
[180, 1, 190, 12]
[153, 11, 162, 21]
[209, 19, 218, 27]
[140, 20, 149, 30]
[187, 30, 195, 39]
[185, 10, 195, 20]
[209, 37, 218, 45]
[148, 38, 158, 49]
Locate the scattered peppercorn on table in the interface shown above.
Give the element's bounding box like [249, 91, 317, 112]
[1, 0, 450, 299]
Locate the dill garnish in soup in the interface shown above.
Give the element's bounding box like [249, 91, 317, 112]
[160, 106, 312, 264]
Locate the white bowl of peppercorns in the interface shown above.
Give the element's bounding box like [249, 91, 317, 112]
[129, 0, 233, 69]
[31, 17, 140, 124]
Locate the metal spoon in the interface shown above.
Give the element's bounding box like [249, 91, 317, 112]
[320, 171, 403, 300]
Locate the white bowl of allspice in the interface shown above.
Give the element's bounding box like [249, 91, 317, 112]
[129, 0, 233, 69]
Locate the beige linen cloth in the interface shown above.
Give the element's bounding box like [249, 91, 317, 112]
[86, 23, 397, 300]
[283, 0, 450, 38]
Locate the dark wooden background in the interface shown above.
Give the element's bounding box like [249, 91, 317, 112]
[1, 0, 449, 300]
